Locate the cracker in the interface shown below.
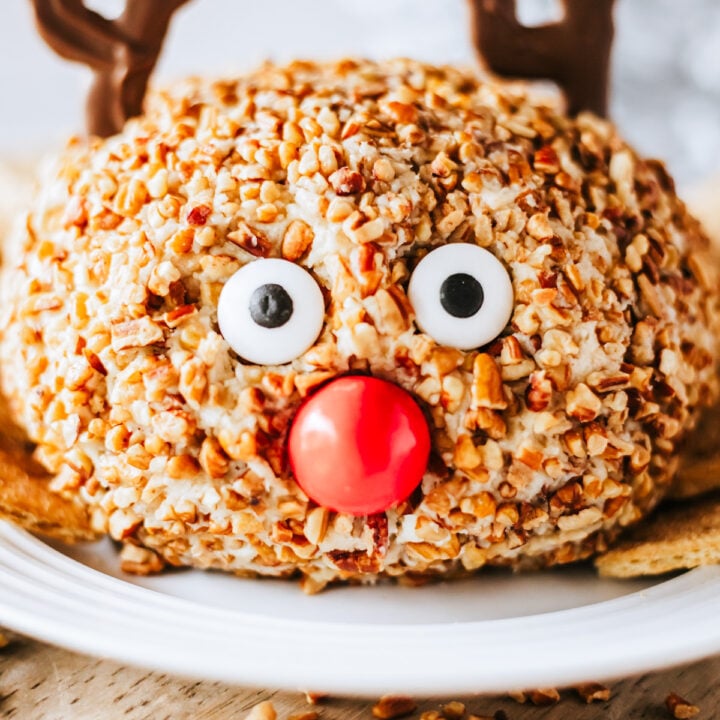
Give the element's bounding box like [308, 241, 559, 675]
[0, 393, 96, 542]
[0, 451, 96, 542]
[670, 456, 720, 500]
[671, 401, 720, 499]
[595, 495, 720, 578]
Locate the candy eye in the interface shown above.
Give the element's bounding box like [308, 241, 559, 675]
[218, 259, 325, 365]
[407, 244, 513, 350]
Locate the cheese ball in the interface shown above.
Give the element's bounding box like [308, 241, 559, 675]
[1, 59, 718, 591]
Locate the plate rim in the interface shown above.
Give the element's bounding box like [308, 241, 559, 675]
[1, 522, 719, 696]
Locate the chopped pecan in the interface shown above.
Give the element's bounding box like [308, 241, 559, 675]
[472, 354, 508, 410]
[526, 212, 554, 240]
[164, 304, 198, 328]
[516, 445, 543, 471]
[528, 688, 560, 706]
[440, 701, 465, 719]
[665, 693, 699, 719]
[282, 219, 314, 260]
[227, 221, 272, 256]
[328, 550, 380, 574]
[386, 101, 417, 124]
[372, 696, 417, 719]
[120, 543, 165, 575]
[465, 407, 507, 439]
[500, 335, 524, 364]
[304, 507, 329, 545]
[566, 383, 602, 422]
[330, 166, 366, 195]
[166, 454, 201, 479]
[186, 204, 211, 226]
[83, 349, 107, 375]
[587, 372, 630, 393]
[367, 513, 389, 555]
[244, 701, 277, 720]
[533, 145, 560, 173]
[454, 434, 482, 471]
[575, 682, 611, 704]
[525, 371, 553, 411]
[111, 317, 164, 351]
[288, 713, 319, 720]
[199, 436, 229, 479]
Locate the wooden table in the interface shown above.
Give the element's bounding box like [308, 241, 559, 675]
[0, 631, 716, 719]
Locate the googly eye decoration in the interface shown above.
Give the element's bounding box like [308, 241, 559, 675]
[218, 259, 325, 365]
[407, 244, 514, 350]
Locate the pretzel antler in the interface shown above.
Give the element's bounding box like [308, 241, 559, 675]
[30, 0, 191, 137]
[468, 0, 616, 116]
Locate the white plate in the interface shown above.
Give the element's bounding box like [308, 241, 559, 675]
[1, 522, 719, 695]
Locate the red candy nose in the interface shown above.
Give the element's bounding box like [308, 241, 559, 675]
[288, 376, 431, 516]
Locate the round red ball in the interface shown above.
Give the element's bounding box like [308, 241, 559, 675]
[288, 376, 431, 516]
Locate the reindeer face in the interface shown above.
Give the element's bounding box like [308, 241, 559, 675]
[214, 240, 513, 515]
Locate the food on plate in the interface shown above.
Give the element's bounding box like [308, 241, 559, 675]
[670, 400, 720, 500]
[2, 56, 719, 589]
[1, 0, 719, 590]
[595, 494, 720, 578]
[665, 692, 701, 719]
[0, 387, 95, 542]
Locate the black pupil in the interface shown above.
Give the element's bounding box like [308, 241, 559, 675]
[249, 284, 294, 328]
[439, 273, 484, 318]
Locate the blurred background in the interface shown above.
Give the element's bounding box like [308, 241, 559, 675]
[0, 0, 719, 191]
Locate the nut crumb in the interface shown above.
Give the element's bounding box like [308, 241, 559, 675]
[244, 700, 276, 720]
[282, 219, 314, 261]
[288, 712, 319, 720]
[441, 701, 465, 719]
[575, 682, 611, 703]
[528, 688, 560, 706]
[372, 695, 417, 719]
[304, 692, 328, 705]
[187, 204, 211, 226]
[120, 543, 166, 575]
[330, 166, 366, 195]
[665, 692, 700, 719]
